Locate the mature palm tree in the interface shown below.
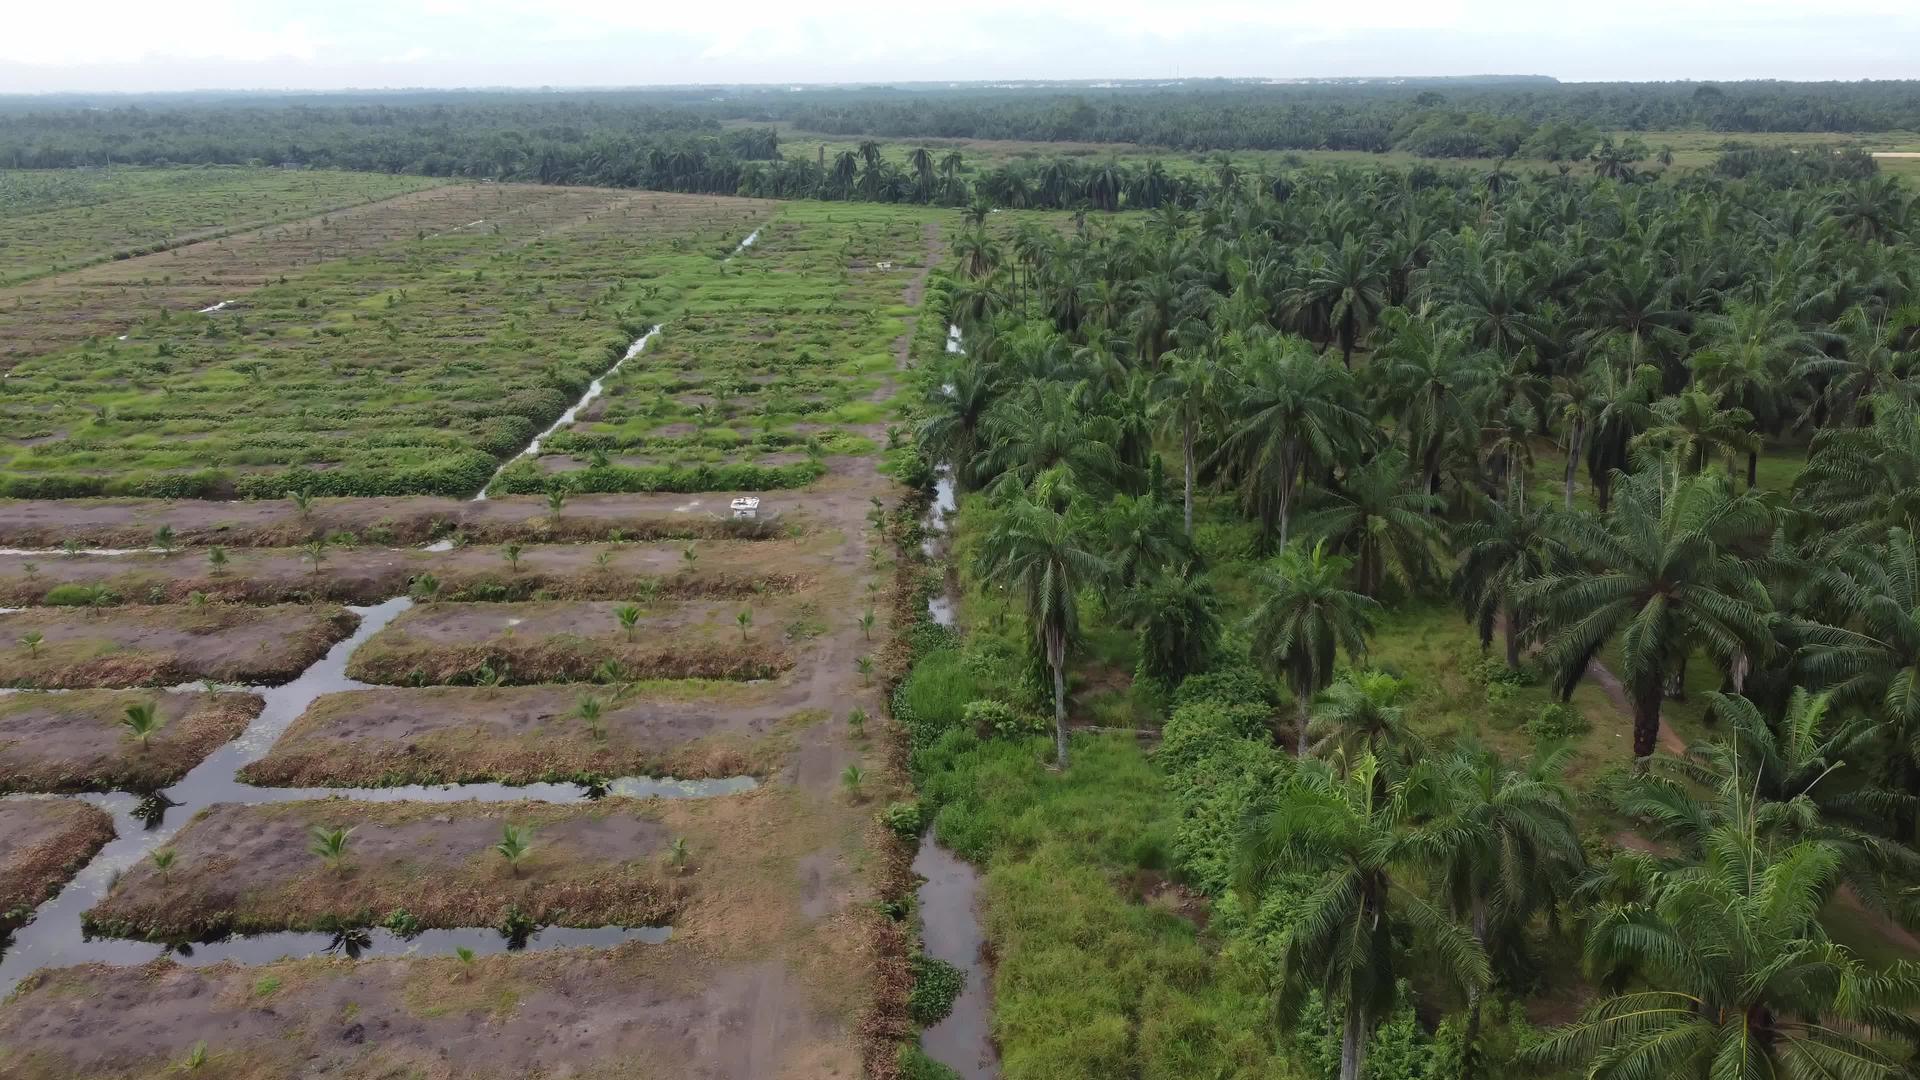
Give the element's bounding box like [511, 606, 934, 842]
[975, 492, 1110, 767]
[916, 361, 1000, 490]
[1248, 542, 1382, 754]
[1693, 299, 1812, 487]
[1372, 309, 1493, 497]
[975, 383, 1121, 495]
[1121, 567, 1222, 684]
[1293, 234, 1388, 368]
[1149, 350, 1216, 536]
[1238, 753, 1489, 1080]
[1535, 832, 1920, 1079]
[1453, 497, 1568, 668]
[1211, 335, 1371, 551]
[1798, 305, 1918, 427]
[1294, 450, 1445, 598]
[951, 228, 1001, 281]
[1527, 471, 1774, 765]
[1307, 671, 1419, 764]
[1795, 392, 1920, 539]
[1634, 387, 1756, 477]
[1405, 743, 1584, 1077]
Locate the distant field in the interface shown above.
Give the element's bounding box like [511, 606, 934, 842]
[0, 168, 441, 285]
[753, 122, 1920, 181]
[0, 187, 773, 498]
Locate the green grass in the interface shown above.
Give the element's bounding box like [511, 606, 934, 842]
[0, 167, 440, 285]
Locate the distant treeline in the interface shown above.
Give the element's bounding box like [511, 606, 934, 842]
[0, 84, 1901, 206]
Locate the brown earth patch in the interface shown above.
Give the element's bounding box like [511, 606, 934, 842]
[83, 798, 685, 942]
[0, 690, 261, 793]
[0, 536, 820, 607]
[0, 604, 359, 688]
[0, 798, 115, 932]
[344, 598, 806, 685]
[236, 684, 807, 787]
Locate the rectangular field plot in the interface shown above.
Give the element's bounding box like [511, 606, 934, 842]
[0, 533, 824, 608]
[0, 190, 775, 498]
[0, 490, 791, 549]
[0, 168, 442, 286]
[0, 604, 359, 688]
[343, 597, 813, 684]
[0, 798, 114, 933]
[83, 798, 686, 940]
[237, 683, 806, 786]
[0, 690, 260, 793]
[489, 203, 943, 494]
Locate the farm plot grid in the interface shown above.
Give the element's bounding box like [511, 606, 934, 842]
[0, 189, 774, 498]
[0, 195, 948, 1079]
[0, 168, 443, 286]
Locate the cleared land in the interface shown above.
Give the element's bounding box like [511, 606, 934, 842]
[0, 690, 261, 793]
[236, 683, 803, 786]
[0, 604, 359, 688]
[0, 168, 442, 286]
[0, 799, 114, 932]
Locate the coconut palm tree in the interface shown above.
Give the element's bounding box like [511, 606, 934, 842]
[1527, 470, 1775, 765]
[974, 491, 1110, 767]
[1248, 542, 1382, 755]
[1237, 753, 1489, 1080]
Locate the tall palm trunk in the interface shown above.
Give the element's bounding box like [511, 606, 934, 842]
[1564, 417, 1585, 508]
[1295, 692, 1312, 756]
[1182, 425, 1196, 538]
[1340, 1002, 1369, 1080]
[1047, 625, 1070, 768]
[1746, 448, 1759, 490]
[1461, 900, 1491, 1080]
[1631, 675, 1662, 768]
[1502, 599, 1521, 669]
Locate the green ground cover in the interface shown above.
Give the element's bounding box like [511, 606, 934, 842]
[0, 190, 772, 497]
[0, 167, 440, 285]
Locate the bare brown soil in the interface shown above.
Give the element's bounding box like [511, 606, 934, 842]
[0, 605, 358, 689]
[343, 598, 803, 685]
[0, 535, 823, 607]
[0, 799, 115, 931]
[0, 690, 261, 793]
[84, 798, 684, 941]
[0, 492, 798, 549]
[237, 684, 806, 787]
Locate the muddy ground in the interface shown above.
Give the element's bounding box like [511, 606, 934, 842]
[238, 684, 805, 787]
[0, 534, 824, 607]
[0, 690, 261, 793]
[85, 798, 686, 941]
[344, 598, 815, 685]
[0, 799, 115, 931]
[0, 486, 868, 549]
[0, 605, 359, 689]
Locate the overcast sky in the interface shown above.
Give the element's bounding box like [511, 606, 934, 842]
[3, 0, 1917, 94]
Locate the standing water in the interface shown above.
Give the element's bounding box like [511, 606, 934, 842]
[0, 594, 752, 993]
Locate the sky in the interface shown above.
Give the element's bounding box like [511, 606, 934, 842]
[2, 0, 1917, 94]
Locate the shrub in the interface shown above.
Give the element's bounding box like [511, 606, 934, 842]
[963, 699, 1047, 740]
[881, 800, 926, 839]
[893, 647, 979, 753]
[897, 1045, 962, 1080]
[1171, 665, 1276, 710]
[908, 953, 967, 1027]
[44, 583, 118, 606]
[1525, 702, 1591, 741]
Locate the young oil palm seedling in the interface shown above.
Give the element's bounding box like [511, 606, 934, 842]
[18, 631, 43, 657]
[573, 694, 607, 739]
[205, 545, 229, 575]
[842, 763, 867, 800]
[667, 837, 690, 874]
[309, 825, 354, 873]
[121, 701, 163, 747]
[593, 549, 614, 571]
[301, 538, 328, 576]
[152, 524, 176, 555]
[411, 572, 441, 601]
[859, 608, 876, 641]
[681, 544, 699, 572]
[856, 655, 875, 687]
[291, 490, 314, 520]
[454, 946, 476, 980]
[847, 706, 868, 738]
[496, 823, 532, 876]
[20, 561, 37, 581]
[615, 604, 640, 641]
[175, 1042, 210, 1071]
[502, 542, 524, 573]
[546, 491, 566, 522]
[149, 847, 177, 883]
[736, 607, 753, 641]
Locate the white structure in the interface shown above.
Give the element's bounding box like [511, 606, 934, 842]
[730, 497, 762, 520]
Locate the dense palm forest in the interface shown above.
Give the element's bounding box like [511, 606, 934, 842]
[912, 156, 1920, 1079]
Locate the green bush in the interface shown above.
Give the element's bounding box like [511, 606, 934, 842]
[963, 699, 1047, 740]
[893, 647, 980, 754]
[897, 1045, 962, 1080]
[1525, 702, 1591, 741]
[881, 800, 927, 839]
[1172, 665, 1276, 710]
[908, 953, 967, 1027]
[44, 583, 117, 606]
